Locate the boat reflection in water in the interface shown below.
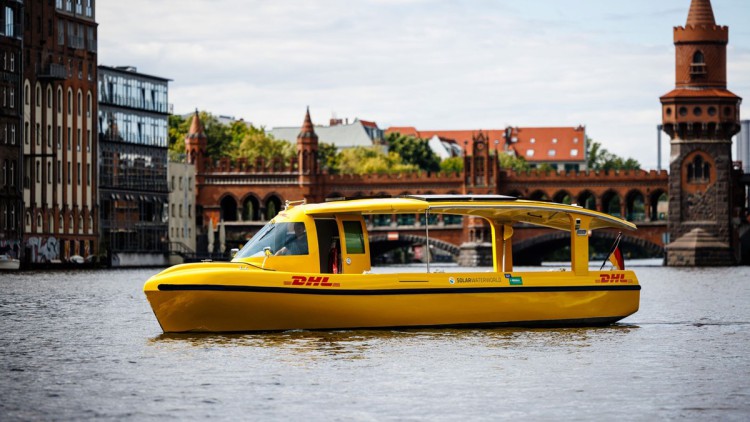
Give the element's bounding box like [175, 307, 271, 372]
[144, 195, 640, 333]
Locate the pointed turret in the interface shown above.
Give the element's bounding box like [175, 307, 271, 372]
[296, 107, 319, 187]
[686, 0, 716, 26]
[185, 109, 208, 173]
[298, 106, 317, 141]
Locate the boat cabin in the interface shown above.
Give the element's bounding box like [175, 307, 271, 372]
[232, 195, 635, 275]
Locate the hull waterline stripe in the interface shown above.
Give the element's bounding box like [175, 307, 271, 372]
[157, 284, 641, 295]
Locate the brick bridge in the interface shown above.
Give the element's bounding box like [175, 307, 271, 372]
[188, 113, 669, 262]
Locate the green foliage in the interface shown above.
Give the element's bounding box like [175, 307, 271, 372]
[498, 152, 531, 172]
[586, 138, 641, 171]
[318, 142, 340, 174]
[168, 111, 290, 162]
[386, 132, 441, 173]
[439, 156, 464, 173]
[238, 128, 294, 162]
[337, 147, 418, 175]
[168, 114, 188, 153]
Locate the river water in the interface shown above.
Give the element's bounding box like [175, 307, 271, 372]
[1, 265, 749, 421]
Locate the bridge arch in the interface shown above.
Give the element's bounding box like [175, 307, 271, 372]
[512, 230, 664, 265]
[263, 193, 283, 220]
[529, 190, 549, 201]
[241, 194, 261, 221]
[601, 189, 622, 217]
[625, 189, 646, 222]
[649, 189, 668, 221]
[553, 190, 573, 205]
[577, 190, 597, 210]
[220, 194, 238, 221]
[368, 233, 460, 259]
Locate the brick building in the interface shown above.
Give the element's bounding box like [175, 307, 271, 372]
[0, 0, 23, 259]
[22, 0, 98, 263]
[387, 125, 588, 172]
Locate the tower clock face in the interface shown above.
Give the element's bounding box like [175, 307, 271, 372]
[476, 142, 484, 151]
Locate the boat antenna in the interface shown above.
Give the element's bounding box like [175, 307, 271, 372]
[599, 232, 623, 271]
[425, 208, 431, 273]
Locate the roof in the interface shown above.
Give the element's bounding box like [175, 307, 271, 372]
[270, 120, 376, 149]
[660, 88, 741, 100]
[288, 196, 636, 232]
[386, 126, 587, 163]
[686, 0, 715, 26]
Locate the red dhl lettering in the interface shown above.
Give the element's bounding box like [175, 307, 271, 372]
[284, 275, 340, 287]
[597, 273, 633, 284]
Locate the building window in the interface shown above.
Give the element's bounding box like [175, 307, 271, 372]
[571, 149, 578, 157]
[526, 149, 534, 157]
[690, 51, 706, 76]
[548, 149, 556, 157]
[4, 7, 14, 37]
[530, 138, 535, 144]
[552, 138, 558, 144]
[687, 154, 710, 183]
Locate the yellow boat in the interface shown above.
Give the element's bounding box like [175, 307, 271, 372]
[144, 195, 640, 333]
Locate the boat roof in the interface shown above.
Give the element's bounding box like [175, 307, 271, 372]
[296, 195, 636, 232]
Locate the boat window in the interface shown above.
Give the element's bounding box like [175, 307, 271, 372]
[342, 221, 365, 254]
[234, 222, 309, 258]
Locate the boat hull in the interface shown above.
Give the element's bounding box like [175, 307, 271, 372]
[144, 263, 640, 333]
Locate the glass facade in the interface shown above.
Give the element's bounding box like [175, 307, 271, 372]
[98, 66, 170, 258]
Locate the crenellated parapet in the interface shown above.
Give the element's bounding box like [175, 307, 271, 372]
[202, 156, 298, 174]
[323, 171, 462, 183]
[500, 168, 668, 181]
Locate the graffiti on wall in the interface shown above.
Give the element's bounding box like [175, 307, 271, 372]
[0, 239, 21, 259]
[27, 236, 61, 263]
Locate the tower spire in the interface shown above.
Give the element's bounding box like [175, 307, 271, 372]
[185, 109, 208, 172]
[298, 106, 315, 139]
[686, 0, 716, 26]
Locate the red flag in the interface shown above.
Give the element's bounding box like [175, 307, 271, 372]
[609, 246, 624, 270]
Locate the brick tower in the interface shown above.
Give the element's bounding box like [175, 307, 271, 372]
[297, 107, 319, 199]
[185, 110, 208, 174]
[660, 0, 742, 265]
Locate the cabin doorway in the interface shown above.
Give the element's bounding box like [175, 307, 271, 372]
[314, 219, 341, 274]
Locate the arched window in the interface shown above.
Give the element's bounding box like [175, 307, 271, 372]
[687, 155, 710, 184]
[691, 51, 706, 75]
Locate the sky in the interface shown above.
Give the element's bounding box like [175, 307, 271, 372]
[97, 0, 750, 170]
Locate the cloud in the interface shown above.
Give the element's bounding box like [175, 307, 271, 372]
[97, 0, 750, 170]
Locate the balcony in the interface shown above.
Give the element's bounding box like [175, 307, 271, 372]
[37, 63, 67, 80]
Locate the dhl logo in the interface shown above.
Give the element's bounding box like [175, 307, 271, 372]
[283, 275, 340, 287]
[596, 273, 633, 284]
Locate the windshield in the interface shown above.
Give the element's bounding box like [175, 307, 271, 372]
[234, 222, 309, 259]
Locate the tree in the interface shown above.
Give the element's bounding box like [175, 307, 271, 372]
[498, 152, 531, 173]
[439, 156, 464, 173]
[238, 128, 294, 163]
[169, 111, 289, 162]
[337, 146, 417, 175]
[318, 142, 340, 174]
[386, 133, 441, 173]
[586, 137, 641, 171]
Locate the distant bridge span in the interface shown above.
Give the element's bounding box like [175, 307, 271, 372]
[363, 220, 667, 263]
